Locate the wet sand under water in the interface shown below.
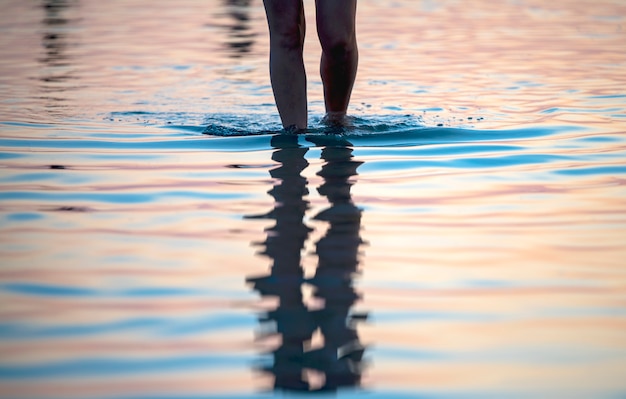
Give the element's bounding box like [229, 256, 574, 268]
[0, 0, 626, 398]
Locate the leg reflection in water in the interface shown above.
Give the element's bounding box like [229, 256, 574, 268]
[246, 134, 367, 392]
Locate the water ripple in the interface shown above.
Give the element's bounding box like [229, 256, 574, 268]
[1, 0, 626, 397]
[0, 355, 249, 379]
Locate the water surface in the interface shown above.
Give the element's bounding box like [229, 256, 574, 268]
[1, 0, 625, 398]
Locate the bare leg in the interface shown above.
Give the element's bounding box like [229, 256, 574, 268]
[263, 0, 307, 131]
[316, 0, 358, 124]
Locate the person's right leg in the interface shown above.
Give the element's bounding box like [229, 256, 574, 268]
[263, 0, 308, 131]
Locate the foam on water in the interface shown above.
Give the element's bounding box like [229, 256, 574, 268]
[1, 0, 626, 398]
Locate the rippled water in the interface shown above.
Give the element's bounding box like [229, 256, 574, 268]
[1, 0, 625, 398]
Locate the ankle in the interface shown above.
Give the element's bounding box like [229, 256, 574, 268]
[284, 124, 307, 134]
[322, 112, 350, 126]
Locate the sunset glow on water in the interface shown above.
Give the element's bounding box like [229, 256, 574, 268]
[1, 0, 625, 398]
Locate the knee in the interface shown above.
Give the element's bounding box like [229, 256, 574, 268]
[319, 32, 356, 58]
[270, 25, 304, 51]
[265, 3, 305, 51]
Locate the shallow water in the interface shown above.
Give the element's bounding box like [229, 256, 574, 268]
[1, 0, 625, 398]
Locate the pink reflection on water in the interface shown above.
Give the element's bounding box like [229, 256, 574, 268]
[0, 0, 625, 397]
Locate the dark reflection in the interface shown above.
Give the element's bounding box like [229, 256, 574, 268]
[216, 0, 256, 58]
[246, 134, 367, 392]
[39, 0, 80, 115]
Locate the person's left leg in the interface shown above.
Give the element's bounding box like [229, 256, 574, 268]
[315, 0, 358, 123]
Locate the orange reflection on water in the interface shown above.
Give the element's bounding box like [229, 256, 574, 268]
[1, 0, 626, 397]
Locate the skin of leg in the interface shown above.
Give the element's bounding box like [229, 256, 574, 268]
[316, 0, 358, 120]
[263, 0, 308, 130]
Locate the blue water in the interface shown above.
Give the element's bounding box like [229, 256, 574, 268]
[1, 0, 626, 398]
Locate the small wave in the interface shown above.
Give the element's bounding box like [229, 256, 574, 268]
[200, 113, 580, 150]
